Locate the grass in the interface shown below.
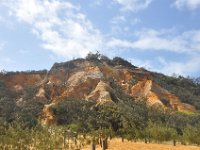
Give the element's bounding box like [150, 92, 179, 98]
[82, 138, 200, 150]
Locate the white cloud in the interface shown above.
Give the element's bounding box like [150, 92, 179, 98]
[0, 16, 4, 22]
[90, 0, 104, 7]
[1, 0, 200, 76]
[110, 15, 126, 25]
[130, 58, 152, 69]
[156, 56, 200, 76]
[0, 56, 16, 71]
[174, 0, 200, 10]
[19, 49, 28, 54]
[107, 29, 200, 54]
[1, 57, 13, 63]
[89, 0, 152, 12]
[111, 16, 140, 26]
[110, 15, 141, 35]
[128, 55, 200, 77]
[110, 15, 129, 35]
[0, 41, 6, 51]
[0, 13, 14, 29]
[3, 0, 103, 59]
[113, 0, 153, 12]
[131, 18, 141, 25]
[107, 28, 200, 76]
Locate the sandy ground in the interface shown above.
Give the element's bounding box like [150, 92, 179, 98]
[82, 139, 200, 150]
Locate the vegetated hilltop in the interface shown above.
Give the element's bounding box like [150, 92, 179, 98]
[0, 53, 199, 125]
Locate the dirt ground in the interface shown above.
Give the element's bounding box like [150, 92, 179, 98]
[82, 139, 200, 150]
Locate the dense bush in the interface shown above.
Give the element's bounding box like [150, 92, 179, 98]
[112, 57, 136, 68]
[49, 98, 200, 146]
[1, 98, 200, 148]
[152, 73, 200, 110]
[183, 125, 200, 145]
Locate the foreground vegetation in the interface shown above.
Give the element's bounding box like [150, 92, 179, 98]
[0, 98, 200, 149]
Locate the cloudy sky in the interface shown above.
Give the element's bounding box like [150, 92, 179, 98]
[0, 0, 200, 77]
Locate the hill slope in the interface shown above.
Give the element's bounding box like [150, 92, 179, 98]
[0, 54, 199, 125]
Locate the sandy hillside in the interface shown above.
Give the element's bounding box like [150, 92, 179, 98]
[82, 139, 200, 150]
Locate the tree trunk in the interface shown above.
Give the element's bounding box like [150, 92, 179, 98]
[148, 133, 151, 143]
[102, 138, 108, 150]
[83, 134, 86, 139]
[63, 135, 66, 148]
[99, 137, 102, 147]
[145, 138, 148, 144]
[109, 134, 112, 140]
[148, 138, 151, 143]
[181, 141, 186, 145]
[74, 138, 77, 146]
[91, 139, 96, 150]
[121, 137, 124, 142]
[134, 138, 137, 143]
[173, 139, 176, 146]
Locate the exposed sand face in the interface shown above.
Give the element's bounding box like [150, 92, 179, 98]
[82, 139, 200, 150]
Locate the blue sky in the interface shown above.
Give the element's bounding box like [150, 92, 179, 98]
[0, 0, 200, 77]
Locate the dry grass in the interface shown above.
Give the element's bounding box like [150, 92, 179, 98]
[82, 139, 200, 150]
